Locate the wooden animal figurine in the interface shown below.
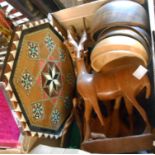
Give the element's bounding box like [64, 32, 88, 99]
[67, 31, 151, 141]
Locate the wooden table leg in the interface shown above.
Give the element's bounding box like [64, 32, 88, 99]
[21, 135, 38, 153]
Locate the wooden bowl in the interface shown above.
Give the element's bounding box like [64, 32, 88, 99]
[91, 35, 148, 72]
[91, 0, 149, 39]
[96, 26, 150, 52]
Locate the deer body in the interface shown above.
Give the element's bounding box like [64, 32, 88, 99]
[67, 31, 151, 141]
[76, 56, 151, 140]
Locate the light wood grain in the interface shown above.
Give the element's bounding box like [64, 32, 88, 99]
[91, 35, 148, 72]
[53, 0, 146, 35]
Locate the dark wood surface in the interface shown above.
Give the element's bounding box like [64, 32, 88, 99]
[81, 133, 155, 153]
[59, 0, 95, 8]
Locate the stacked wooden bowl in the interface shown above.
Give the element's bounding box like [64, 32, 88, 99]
[91, 0, 150, 72]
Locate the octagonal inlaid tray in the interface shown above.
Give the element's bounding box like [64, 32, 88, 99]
[1, 19, 76, 138]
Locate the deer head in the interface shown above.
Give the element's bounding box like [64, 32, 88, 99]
[67, 30, 87, 59]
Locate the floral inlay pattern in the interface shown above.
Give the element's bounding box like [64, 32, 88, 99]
[32, 102, 44, 120]
[28, 42, 39, 58]
[59, 49, 66, 62]
[44, 35, 55, 52]
[21, 72, 33, 90]
[51, 109, 60, 124]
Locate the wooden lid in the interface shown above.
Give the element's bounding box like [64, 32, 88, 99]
[95, 26, 150, 51]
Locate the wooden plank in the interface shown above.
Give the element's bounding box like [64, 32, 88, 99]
[81, 133, 154, 153]
[0, 148, 21, 154]
[54, 0, 145, 22]
[148, 0, 155, 31]
[53, 0, 108, 34]
[59, 0, 84, 8]
[53, 0, 108, 22]
[53, 0, 146, 34]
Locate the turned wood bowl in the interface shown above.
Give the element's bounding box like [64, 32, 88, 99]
[91, 35, 148, 72]
[95, 26, 150, 51]
[91, 0, 149, 39]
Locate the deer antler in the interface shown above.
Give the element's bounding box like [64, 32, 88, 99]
[67, 30, 78, 49]
[77, 31, 87, 58]
[79, 31, 87, 47]
[67, 30, 87, 58]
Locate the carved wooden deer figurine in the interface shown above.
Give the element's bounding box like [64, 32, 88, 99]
[67, 31, 151, 141]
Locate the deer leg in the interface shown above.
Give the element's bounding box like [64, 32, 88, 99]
[73, 98, 83, 141]
[89, 95, 104, 126]
[144, 77, 151, 99]
[108, 97, 121, 137]
[83, 99, 92, 141]
[125, 95, 151, 133]
[124, 97, 134, 134]
[114, 97, 121, 110]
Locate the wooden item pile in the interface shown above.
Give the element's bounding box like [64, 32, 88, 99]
[63, 0, 155, 153]
[0, 0, 155, 153]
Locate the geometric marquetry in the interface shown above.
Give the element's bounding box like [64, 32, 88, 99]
[1, 18, 76, 138]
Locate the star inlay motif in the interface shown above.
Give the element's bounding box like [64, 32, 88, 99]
[42, 63, 61, 97]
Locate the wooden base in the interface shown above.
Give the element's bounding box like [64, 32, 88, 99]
[21, 135, 61, 153]
[21, 135, 38, 153]
[81, 133, 155, 153]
